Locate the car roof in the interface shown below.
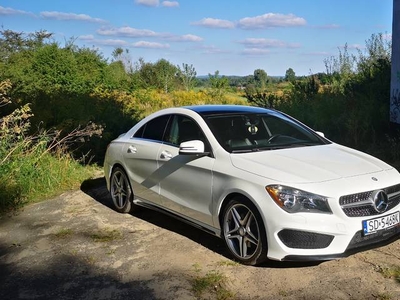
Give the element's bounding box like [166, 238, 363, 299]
[184, 105, 274, 116]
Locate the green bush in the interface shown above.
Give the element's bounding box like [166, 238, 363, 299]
[0, 80, 97, 213]
[271, 33, 399, 167]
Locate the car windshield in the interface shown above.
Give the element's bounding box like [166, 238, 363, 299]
[204, 112, 329, 153]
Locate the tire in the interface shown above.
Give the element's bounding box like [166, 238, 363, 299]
[110, 167, 134, 213]
[222, 198, 268, 265]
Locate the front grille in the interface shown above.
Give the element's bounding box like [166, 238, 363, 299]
[346, 226, 400, 251]
[340, 184, 400, 217]
[278, 229, 334, 249]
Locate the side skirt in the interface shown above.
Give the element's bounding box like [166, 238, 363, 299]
[133, 198, 221, 238]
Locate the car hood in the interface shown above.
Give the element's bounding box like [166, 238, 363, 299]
[230, 144, 393, 184]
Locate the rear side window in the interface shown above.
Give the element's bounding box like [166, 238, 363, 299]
[133, 115, 170, 142]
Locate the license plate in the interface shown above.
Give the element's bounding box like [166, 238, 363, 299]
[362, 211, 400, 236]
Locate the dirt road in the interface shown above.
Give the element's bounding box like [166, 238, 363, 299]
[0, 177, 399, 300]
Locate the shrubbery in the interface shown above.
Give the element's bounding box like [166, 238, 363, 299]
[0, 80, 99, 213]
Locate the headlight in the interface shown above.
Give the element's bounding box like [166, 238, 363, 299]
[266, 185, 331, 214]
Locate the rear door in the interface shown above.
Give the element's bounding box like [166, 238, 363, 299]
[122, 114, 170, 204]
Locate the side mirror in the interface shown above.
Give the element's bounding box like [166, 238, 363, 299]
[316, 131, 325, 138]
[179, 140, 208, 156]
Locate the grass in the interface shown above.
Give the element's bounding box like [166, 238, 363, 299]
[190, 264, 234, 300]
[278, 290, 289, 297]
[54, 228, 73, 238]
[90, 228, 122, 242]
[84, 255, 97, 265]
[106, 247, 116, 255]
[0, 143, 98, 214]
[216, 260, 239, 267]
[378, 265, 400, 283]
[374, 292, 393, 300]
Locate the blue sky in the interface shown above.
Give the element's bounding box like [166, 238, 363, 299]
[0, 0, 393, 76]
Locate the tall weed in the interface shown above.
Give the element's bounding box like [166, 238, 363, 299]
[0, 80, 99, 213]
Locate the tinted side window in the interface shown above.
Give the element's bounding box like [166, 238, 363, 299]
[133, 125, 145, 138]
[164, 115, 211, 151]
[133, 115, 170, 141]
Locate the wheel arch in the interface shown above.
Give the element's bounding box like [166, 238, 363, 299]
[217, 191, 269, 265]
[109, 163, 135, 200]
[217, 192, 267, 236]
[110, 162, 125, 176]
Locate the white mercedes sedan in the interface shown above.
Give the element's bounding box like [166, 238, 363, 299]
[104, 105, 400, 265]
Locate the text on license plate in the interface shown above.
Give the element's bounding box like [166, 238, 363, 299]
[362, 211, 399, 235]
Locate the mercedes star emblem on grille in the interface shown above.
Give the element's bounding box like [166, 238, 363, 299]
[371, 190, 389, 213]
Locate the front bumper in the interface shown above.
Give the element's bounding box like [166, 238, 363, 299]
[263, 171, 400, 261]
[281, 224, 399, 261]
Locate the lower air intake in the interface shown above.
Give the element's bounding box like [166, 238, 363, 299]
[278, 229, 334, 249]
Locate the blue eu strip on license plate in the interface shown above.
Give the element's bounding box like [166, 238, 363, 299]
[362, 211, 400, 236]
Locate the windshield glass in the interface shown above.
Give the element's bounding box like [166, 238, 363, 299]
[204, 112, 329, 153]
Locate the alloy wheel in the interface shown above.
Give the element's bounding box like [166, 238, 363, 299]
[223, 203, 261, 260]
[110, 168, 132, 213]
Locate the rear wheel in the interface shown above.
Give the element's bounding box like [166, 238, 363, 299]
[110, 167, 134, 213]
[222, 198, 268, 265]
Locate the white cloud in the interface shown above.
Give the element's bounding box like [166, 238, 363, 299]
[133, 41, 170, 48]
[79, 34, 171, 49]
[0, 5, 33, 16]
[191, 18, 235, 29]
[97, 26, 202, 43]
[162, 1, 179, 7]
[135, 0, 159, 7]
[204, 48, 228, 54]
[97, 26, 157, 37]
[242, 48, 271, 55]
[192, 45, 228, 54]
[79, 34, 96, 40]
[40, 11, 106, 23]
[345, 44, 364, 50]
[238, 13, 306, 29]
[165, 34, 203, 42]
[239, 38, 300, 48]
[78, 35, 129, 47]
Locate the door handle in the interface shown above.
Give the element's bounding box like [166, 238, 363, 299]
[127, 145, 137, 153]
[160, 150, 173, 160]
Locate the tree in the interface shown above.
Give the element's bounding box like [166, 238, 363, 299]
[253, 69, 268, 89]
[177, 63, 197, 91]
[111, 47, 133, 73]
[284, 68, 296, 82]
[0, 29, 53, 63]
[291, 75, 320, 101]
[136, 58, 157, 89]
[112, 47, 124, 59]
[154, 59, 178, 93]
[208, 70, 229, 102]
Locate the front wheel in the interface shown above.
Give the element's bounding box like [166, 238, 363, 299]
[110, 167, 134, 213]
[222, 199, 268, 265]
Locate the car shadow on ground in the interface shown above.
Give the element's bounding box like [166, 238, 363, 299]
[0, 246, 156, 300]
[81, 177, 324, 269]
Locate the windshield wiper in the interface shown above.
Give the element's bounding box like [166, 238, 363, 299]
[282, 142, 321, 148]
[231, 146, 283, 153]
[231, 149, 254, 153]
